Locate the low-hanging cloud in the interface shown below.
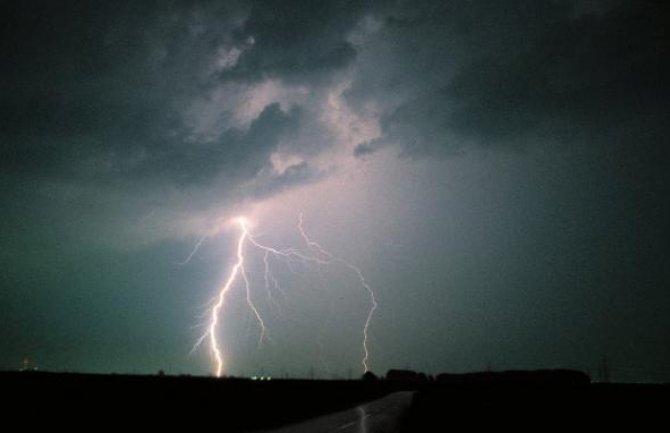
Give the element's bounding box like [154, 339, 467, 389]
[3, 0, 668, 250]
[348, 0, 669, 156]
[0, 0, 374, 249]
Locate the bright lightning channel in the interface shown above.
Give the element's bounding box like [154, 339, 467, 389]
[192, 217, 266, 377]
[177, 234, 207, 266]
[193, 215, 378, 377]
[298, 213, 378, 373]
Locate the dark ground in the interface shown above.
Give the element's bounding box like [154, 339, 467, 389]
[2, 371, 667, 430]
[2, 371, 395, 430]
[402, 382, 669, 430]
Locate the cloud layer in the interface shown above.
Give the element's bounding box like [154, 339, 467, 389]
[3, 1, 667, 213]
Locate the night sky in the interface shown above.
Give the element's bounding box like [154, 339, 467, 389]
[1, 0, 668, 382]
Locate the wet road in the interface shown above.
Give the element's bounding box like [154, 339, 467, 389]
[265, 391, 414, 433]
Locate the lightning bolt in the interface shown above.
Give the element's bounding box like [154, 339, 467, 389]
[193, 214, 377, 377]
[297, 213, 378, 373]
[193, 217, 266, 377]
[177, 234, 208, 266]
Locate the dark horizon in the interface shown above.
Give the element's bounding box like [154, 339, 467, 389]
[3, 369, 667, 430]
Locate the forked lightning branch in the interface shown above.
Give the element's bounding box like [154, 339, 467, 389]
[191, 215, 377, 377]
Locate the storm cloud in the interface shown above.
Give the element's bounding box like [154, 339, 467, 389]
[0, 1, 341, 186]
[349, 0, 670, 157]
[6, 1, 666, 188]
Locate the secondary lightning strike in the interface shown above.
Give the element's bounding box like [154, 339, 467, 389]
[262, 251, 286, 312]
[298, 213, 378, 373]
[178, 234, 208, 266]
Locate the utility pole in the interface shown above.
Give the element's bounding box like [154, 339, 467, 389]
[598, 357, 610, 383]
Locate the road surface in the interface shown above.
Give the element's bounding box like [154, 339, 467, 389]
[265, 391, 414, 433]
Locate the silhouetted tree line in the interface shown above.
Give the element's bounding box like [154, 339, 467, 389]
[376, 368, 589, 386]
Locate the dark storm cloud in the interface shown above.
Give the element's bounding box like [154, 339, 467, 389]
[5, 0, 666, 206]
[353, 141, 377, 158]
[0, 0, 237, 180]
[131, 103, 303, 185]
[222, 0, 369, 84]
[447, 1, 670, 142]
[0, 0, 375, 264]
[0, 0, 370, 188]
[351, 0, 670, 156]
[251, 161, 325, 198]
